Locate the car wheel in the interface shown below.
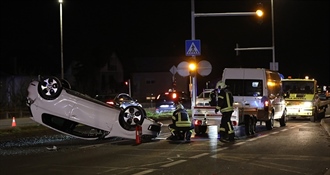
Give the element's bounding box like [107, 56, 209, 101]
[266, 112, 274, 130]
[279, 109, 287, 127]
[194, 125, 207, 135]
[38, 76, 62, 100]
[318, 111, 326, 119]
[244, 115, 252, 135]
[119, 106, 146, 131]
[311, 108, 317, 122]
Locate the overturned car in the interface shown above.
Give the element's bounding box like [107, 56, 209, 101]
[26, 76, 162, 141]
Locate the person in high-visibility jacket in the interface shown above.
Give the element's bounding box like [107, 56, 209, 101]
[167, 103, 194, 142]
[215, 81, 236, 142]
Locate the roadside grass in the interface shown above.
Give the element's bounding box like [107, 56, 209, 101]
[0, 125, 48, 137]
[144, 108, 191, 121]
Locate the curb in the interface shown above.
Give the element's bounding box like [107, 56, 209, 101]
[320, 117, 330, 137]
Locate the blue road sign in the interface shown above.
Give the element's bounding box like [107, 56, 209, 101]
[185, 40, 201, 56]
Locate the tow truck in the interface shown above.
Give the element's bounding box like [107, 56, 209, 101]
[282, 76, 330, 122]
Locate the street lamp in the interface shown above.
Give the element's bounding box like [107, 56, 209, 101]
[256, 9, 264, 17]
[59, 0, 64, 79]
[189, 62, 197, 105]
[190, 0, 264, 111]
[235, 1, 276, 71]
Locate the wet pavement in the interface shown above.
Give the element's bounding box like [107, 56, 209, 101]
[1, 116, 330, 137]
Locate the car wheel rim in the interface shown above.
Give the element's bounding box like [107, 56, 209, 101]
[41, 78, 58, 96]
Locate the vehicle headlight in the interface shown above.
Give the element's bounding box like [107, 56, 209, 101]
[303, 102, 313, 107]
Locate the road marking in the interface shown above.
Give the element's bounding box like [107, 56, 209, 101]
[79, 143, 106, 149]
[247, 137, 259, 141]
[271, 131, 280, 135]
[155, 137, 167, 140]
[160, 160, 187, 167]
[234, 142, 245, 146]
[132, 169, 157, 175]
[216, 147, 228, 151]
[258, 134, 268, 138]
[189, 153, 209, 159]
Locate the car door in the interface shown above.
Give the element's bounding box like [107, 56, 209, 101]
[272, 94, 286, 119]
[70, 95, 119, 131]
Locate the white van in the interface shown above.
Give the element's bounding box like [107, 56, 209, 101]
[222, 68, 287, 133]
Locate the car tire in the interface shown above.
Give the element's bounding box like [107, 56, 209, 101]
[119, 106, 146, 131]
[318, 111, 325, 119]
[244, 115, 252, 135]
[311, 108, 317, 122]
[279, 109, 287, 127]
[38, 76, 62, 100]
[194, 125, 207, 135]
[266, 112, 274, 130]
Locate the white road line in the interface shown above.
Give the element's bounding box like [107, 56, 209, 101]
[271, 131, 280, 135]
[155, 137, 167, 140]
[281, 128, 288, 132]
[132, 169, 157, 175]
[247, 137, 259, 141]
[258, 134, 268, 138]
[216, 147, 228, 151]
[189, 153, 210, 159]
[234, 142, 245, 146]
[79, 143, 106, 149]
[160, 160, 187, 168]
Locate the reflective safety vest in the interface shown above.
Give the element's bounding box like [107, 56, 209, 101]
[172, 110, 191, 128]
[217, 89, 234, 113]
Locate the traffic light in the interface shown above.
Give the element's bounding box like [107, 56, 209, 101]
[256, 2, 264, 24]
[124, 81, 129, 86]
[189, 61, 197, 77]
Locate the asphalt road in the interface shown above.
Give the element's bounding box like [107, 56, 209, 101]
[1, 114, 330, 137]
[1, 118, 330, 175]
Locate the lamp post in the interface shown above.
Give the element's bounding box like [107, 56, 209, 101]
[59, 0, 64, 79]
[190, 0, 264, 111]
[271, 0, 276, 71]
[234, 0, 277, 71]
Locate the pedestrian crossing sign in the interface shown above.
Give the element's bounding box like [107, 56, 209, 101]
[185, 40, 201, 56]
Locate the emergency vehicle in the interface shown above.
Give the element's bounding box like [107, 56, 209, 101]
[192, 68, 287, 135]
[282, 76, 329, 122]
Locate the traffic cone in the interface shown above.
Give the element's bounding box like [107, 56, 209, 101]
[12, 117, 17, 127]
[135, 125, 142, 144]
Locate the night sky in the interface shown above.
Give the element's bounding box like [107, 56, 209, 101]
[1, 0, 329, 86]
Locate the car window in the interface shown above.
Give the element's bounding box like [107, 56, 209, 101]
[225, 79, 263, 96]
[198, 91, 211, 98]
[158, 93, 174, 100]
[116, 94, 134, 102]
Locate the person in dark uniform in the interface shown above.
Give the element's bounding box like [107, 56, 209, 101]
[209, 88, 218, 107]
[215, 81, 236, 142]
[167, 103, 194, 142]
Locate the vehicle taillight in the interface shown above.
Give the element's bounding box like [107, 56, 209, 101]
[264, 100, 269, 110]
[107, 101, 114, 105]
[172, 93, 177, 99]
[232, 121, 238, 126]
[194, 119, 202, 126]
